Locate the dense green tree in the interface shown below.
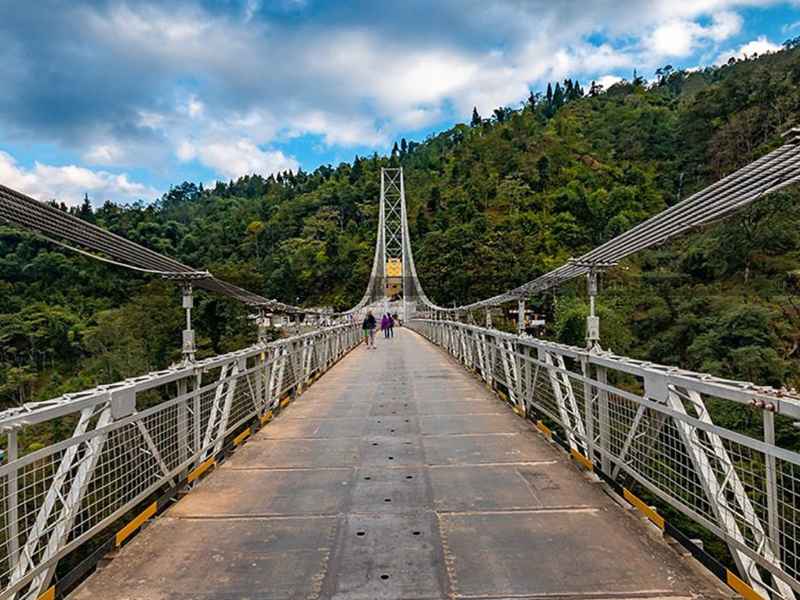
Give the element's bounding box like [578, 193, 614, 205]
[471, 107, 482, 127]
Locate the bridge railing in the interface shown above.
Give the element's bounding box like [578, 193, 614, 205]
[410, 318, 800, 600]
[0, 323, 361, 600]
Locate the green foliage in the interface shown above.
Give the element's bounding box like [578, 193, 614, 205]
[3, 45, 800, 412]
[553, 295, 633, 354]
[686, 305, 788, 385]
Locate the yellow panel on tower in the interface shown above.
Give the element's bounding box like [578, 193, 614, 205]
[386, 258, 402, 277]
[385, 258, 403, 298]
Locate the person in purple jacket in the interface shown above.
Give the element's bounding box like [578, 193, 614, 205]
[380, 313, 391, 338]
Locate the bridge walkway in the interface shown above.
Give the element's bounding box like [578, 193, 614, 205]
[72, 328, 728, 600]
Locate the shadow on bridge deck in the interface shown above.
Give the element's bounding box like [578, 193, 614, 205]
[71, 328, 729, 600]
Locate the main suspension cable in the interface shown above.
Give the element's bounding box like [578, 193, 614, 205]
[0, 184, 329, 315]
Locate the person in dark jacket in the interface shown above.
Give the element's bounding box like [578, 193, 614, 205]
[362, 311, 377, 348]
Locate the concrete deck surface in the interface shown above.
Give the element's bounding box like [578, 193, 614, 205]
[71, 328, 728, 600]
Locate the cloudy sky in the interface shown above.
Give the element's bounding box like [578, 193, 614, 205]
[0, 0, 797, 206]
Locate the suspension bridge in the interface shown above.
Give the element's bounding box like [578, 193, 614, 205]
[0, 130, 799, 600]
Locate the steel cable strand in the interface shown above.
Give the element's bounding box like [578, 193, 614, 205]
[0, 185, 334, 315]
[0, 186, 190, 272]
[400, 198, 443, 311]
[432, 137, 800, 312]
[503, 144, 800, 300]
[340, 193, 389, 316]
[456, 149, 800, 309]
[578, 147, 800, 264]
[0, 187, 193, 273]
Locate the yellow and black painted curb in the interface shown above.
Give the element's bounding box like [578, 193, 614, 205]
[187, 456, 217, 483]
[260, 409, 274, 426]
[232, 427, 251, 447]
[42, 338, 363, 600]
[569, 447, 594, 472]
[114, 501, 158, 547]
[521, 405, 767, 600]
[36, 587, 55, 600]
[535, 419, 553, 440]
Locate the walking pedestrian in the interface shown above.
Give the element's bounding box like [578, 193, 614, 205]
[388, 313, 395, 338]
[381, 313, 391, 338]
[362, 311, 377, 348]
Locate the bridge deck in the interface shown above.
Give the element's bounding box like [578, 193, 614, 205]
[72, 328, 727, 600]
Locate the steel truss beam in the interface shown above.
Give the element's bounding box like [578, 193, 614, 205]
[10, 404, 112, 599]
[667, 387, 794, 600]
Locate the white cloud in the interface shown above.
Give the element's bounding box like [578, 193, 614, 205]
[185, 95, 204, 119]
[649, 21, 699, 56]
[783, 21, 800, 34]
[595, 75, 624, 91]
[177, 138, 298, 179]
[137, 110, 167, 130]
[394, 107, 443, 130]
[372, 49, 479, 110]
[0, 151, 159, 206]
[709, 11, 744, 39]
[176, 140, 196, 162]
[0, 0, 792, 186]
[289, 111, 388, 147]
[243, 0, 261, 23]
[84, 1, 745, 139]
[647, 11, 742, 57]
[715, 35, 782, 64]
[83, 143, 127, 165]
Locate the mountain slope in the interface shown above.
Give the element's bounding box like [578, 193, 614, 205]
[2, 44, 800, 408]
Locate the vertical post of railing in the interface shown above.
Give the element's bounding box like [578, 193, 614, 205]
[257, 308, 268, 345]
[266, 348, 277, 408]
[514, 338, 524, 414]
[182, 284, 196, 363]
[596, 364, 611, 474]
[517, 299, 525, 336]
[581, 356, 595, 466]
[177, 377, 189, 478]
[486, 309, 492, 329]
[297, 337, 308, 394]
[256, 347, 265, 412]
[523, 344, 533, 414]
[192, 370, 202, 458]
[7, 428, 19, 569]
[586, 270, 600, 350]
[292, 339, 302, 399]
[763, 409, 781, 556]
[488, 334, 496, 390]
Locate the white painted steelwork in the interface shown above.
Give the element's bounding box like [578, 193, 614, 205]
[0, 324, 360, 600]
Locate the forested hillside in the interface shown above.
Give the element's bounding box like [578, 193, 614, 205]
[2, 42, 800, 410]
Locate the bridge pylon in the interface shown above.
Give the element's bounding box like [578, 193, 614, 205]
[363, 167, 419, 322]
